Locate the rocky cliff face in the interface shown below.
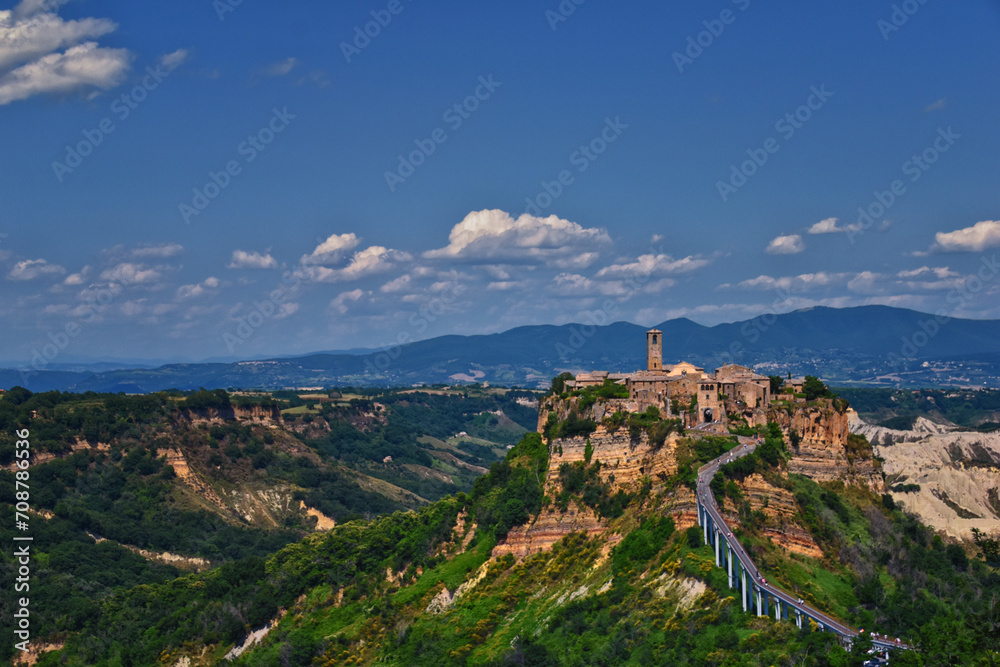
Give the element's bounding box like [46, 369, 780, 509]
[178, 403, 282, 424]
[502, 397, 880, 560]
[725, 473, 823, 559]
[852, 415, 1000, 540]
[536, 395, 628, 432]
[770, 403, 883, 493]
[496, 423, 683, 559]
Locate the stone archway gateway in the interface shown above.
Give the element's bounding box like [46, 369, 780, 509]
[703, 408, 714, 422]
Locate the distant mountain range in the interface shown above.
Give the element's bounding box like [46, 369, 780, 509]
[4, 306, 1000, 392]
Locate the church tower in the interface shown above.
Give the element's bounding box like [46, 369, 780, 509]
[646, 328, 662, 371]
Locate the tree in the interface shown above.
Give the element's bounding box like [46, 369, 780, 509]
[803, 376, 833, 401]
[549, 372, 574, 396]
[4, 386, 33, 406]
[769, 375, 785, 395]
[710, 471, 726, 499]
[848, 631, 873, 665]
[972, 527, 1000, 563]
[788, 428, 801, 450]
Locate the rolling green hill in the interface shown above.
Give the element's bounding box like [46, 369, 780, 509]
[10, 387, 997, 665]
[0, 385, 541, 664]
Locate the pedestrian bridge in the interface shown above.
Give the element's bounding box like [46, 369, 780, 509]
[695, 438, 908, 654]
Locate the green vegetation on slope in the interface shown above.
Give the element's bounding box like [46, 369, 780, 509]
[292, 387, 539, 500]
[0, 386, 540, 665]
[30, 430, 549, 666]
[836, 387, 1000, 430]
[9, 385, 1000, 665]
[714, 428, 1000, 664]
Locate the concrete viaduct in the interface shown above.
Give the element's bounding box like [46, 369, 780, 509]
[694, 434, 909, 654]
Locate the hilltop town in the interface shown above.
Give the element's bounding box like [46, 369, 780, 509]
[566, 329, 809, 428]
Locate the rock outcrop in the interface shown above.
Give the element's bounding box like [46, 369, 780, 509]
[503, 396, 875, 560]
[536, 395, 629, 432]
[851, 414, 1000, 540]
[177, 403, 282, 424]
[727, 473, 823, 559]
[771, 403, 883, 493]
[496, 423, 683, 558]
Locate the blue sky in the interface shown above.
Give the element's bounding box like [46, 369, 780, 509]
[2, 0, 999, 365]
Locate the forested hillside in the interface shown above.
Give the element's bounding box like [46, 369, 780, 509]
[0, 385, 540, 664]
[837, 387, 1000, 430]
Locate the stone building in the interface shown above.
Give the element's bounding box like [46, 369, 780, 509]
[567, 328, 774, 426]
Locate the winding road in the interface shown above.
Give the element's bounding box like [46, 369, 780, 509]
[693, 427, 908, 654]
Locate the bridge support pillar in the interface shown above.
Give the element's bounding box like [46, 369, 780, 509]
[775, 598, 781, 621]
[727, 545, 733, 589]
[796, 609, 802, 630]
[714, 529, 721, 567]
[741, 570, 748, 612]
[703, 510, 709, 546]
[757, 588, 764, 617]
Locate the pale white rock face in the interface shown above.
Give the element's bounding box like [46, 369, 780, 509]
[851, 414, 1000, 540]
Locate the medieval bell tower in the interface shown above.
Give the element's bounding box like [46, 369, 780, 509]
[646, 328, 662, 371]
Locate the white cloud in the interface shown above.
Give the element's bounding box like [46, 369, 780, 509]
[158, 48, 189, 71]
[931, 220, 1000, 253]
[379, 274, 411, 293]
[176, 276, 219, 300]
[899, 277, 967, 291]
[120, 299, 146, 316]
[301, 245, 411, 282]
[734, 272, 848, 292]
[483, 265, 511, 280]
[487, 280, 528, 291]
[846, 271, 884, 294]
[132, 243, 183, 258]
[330, 289, 365, 314]
[7, 258, 65, 280]
[897, 266, 958, 279]
[341, 246, 410, 280]
[228, 249, 277, 269]
[101, 262, 161, 285]
[429, 280, 462, 294]
[261, 57, 297, 77]
[806, 217, 862, 235]
[63, 265, 90, 285]
[550, 273, 627, 298]
[425, 209, 611, 266]
[0, 1, 132, 105]
[765, 234, 805, 255]
[642, 278, 677, 293]
[595, 253, 710, 279]
[0, 41, 130, 104]
[551, 252, 600, 270]
[728, 268, 972, 297]
[1, 1, 113, 71]
[301, 232, 360, 266]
